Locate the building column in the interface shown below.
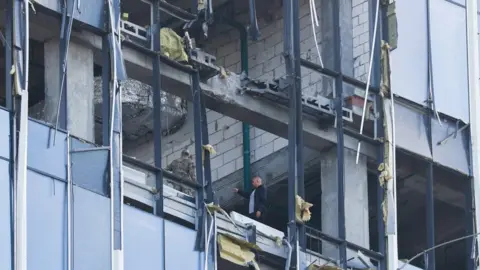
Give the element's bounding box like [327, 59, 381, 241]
[321, 147, 369, 259]
[44, 39, 95, 141]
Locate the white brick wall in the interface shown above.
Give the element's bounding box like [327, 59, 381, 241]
[352, 0, 371, 82]
[125, 0, 371, 182]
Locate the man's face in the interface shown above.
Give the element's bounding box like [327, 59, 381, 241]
[252, 177, 260, 188]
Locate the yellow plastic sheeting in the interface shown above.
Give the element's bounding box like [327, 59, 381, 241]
[295, 195, 313, 223]
[217, 234, 261, 270]
[160, 28, 188, 62]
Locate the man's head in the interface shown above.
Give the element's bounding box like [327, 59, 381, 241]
[252, 176, 262, 188]
[181, 149, 190, 158]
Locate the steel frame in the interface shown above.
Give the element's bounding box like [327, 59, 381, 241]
[282, 0, 388, 268]
[5, 0, 477, 268]
[5, 0, 15, 269]
[374, 0, 386, 268]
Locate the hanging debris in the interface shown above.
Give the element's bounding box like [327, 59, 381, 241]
[295, 195, 313, 223]
[160, 28, 188, 62]
[93, 77, 187, 140]
[217, 233, 261, 270]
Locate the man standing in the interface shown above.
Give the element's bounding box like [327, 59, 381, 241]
[166, 149, 196, 197]
[234, 176, 267, 222]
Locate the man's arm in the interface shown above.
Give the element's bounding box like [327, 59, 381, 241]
[236, 189, 250, 199]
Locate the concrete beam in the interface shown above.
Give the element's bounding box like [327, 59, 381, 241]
[26, 13, 376, 158]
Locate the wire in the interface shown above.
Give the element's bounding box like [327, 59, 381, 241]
[309, 0, 324, 68]
[204, 207, 215, 270]
[53, 0, 78, 144]
[398, 232, 480, 270]
[425, 0, 442, 126]
[355, 0, 380, 164]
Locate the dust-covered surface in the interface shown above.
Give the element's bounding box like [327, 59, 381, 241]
[205, 71, 243, 104]
[93, 77, 187, 140]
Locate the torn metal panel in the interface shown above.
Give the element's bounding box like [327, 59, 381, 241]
[431, 118, 469, 174]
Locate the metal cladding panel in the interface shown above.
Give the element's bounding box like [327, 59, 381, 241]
[73, 186, 111, 270]
[36, 0, 104, 31]
[124, 206, 164, 270]
[0, 160, 11, 270]
[70, 138, 108, 196]
[431, 118, 470, 174]
[27, 171, 66, 270]
[28, 120, 66, 180]
[165, 220, 201, 269]
[394, 102, 431, 158]
[390, 0, 428, 105]
[0, 109, 9, 159]
[430, 0, 469, 122]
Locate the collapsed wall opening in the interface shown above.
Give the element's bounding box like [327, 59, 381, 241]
[396, 150, 469, 270]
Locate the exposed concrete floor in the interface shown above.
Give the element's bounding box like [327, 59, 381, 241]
[14, 10, 377, 161]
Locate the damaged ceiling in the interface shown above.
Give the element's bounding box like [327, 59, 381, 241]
[93, 77, 188, 141]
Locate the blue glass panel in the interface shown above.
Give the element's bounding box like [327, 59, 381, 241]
[70, 138, 108, 195]
[432, 118, 469, 174]
[0, 109, 10, 159]
[430, 0, 469, 122]
[73, 186, 111, 270]
[0, 160, 12, 270]
[390, 0, 428, 105]
[165, 220, 201, 269]
[124, 206, 164, 270]
[34, 0, 104, 30]
[27, 171, 65, 270]
[28, 120, 66, 180]
[394, 102, 431, 158]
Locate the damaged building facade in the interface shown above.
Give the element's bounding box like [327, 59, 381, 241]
[0, 0, 478, 269]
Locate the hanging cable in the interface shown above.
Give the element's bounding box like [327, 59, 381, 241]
[66, 134, 72, 270]
[425, 0, 442, 126]
[106, 1, 122, 269]
[355, 0, 380, 164]
[204, 206, 215, 270]
[398, 232, 480, 270]
[53, 0, 79, 144]
[309, 0, 324, 68]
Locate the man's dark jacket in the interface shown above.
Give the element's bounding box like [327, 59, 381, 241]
[238, 185, 267, 214]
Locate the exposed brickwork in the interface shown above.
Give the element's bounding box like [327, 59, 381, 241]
[352, 0, 371, 82]
[126, 0, 370, 182]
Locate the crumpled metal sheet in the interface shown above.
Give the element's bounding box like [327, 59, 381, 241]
[93, 77, 187, 140]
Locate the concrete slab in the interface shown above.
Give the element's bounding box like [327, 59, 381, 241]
[25, 12, 376, 158]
